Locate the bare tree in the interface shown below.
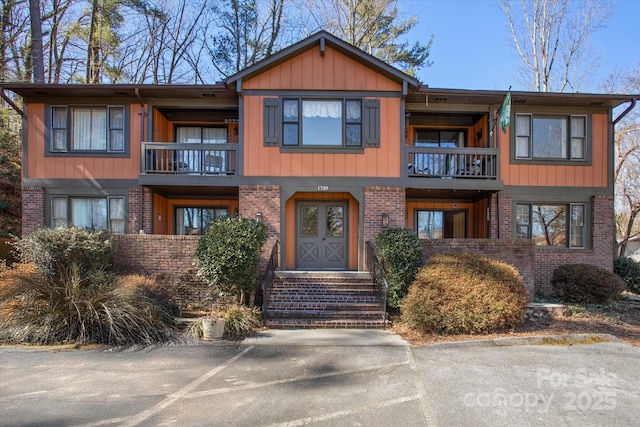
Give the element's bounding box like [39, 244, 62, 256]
[500, 0, 614, 92]
[299, 0, 432, 76]
[28, 0, 44, 81]
[604, 65, 640, 256]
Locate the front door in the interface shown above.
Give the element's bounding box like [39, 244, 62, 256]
[296, 201, 348, 269]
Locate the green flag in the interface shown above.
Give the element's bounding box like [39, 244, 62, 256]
[499, 91, 511, 132]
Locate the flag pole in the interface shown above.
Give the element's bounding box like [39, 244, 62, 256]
[490, 86, 512, 136]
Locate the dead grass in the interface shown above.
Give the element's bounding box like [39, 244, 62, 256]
[393, 295, 640, 347]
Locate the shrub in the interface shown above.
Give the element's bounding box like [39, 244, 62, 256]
[614, 257, 640, 294]
[0, 263, 178, 346]
[13, 226, 114, 280]
[552, 264, 626, 304]
[116, 274, 181, 317]
[401, 253, 528, 334]
[374, 228, 423, 308]
[194, 216, 268, 303]
[223, 305, 261, 338]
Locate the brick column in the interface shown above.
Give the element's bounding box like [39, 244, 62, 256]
[364, 186, 405, 244]
[592, 195, 615, 271]
[239, 185, 281, 274]
[128, 187, 152, 234]
[490, 192, 512, 239]
[21, 186, 45, 236]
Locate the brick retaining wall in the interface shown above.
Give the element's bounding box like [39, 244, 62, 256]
[420, 239, 536, 301]
[113, 234, 214, 309]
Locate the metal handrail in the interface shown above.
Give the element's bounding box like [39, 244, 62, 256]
[261, 240, 279, 320]
[366, 241, 389, 326]
[406, 146, 498, 179]
[141, 142, 238, 175]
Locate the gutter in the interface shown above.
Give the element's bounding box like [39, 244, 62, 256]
[613, 99, 637, 125]
[0, 88, 24, 117]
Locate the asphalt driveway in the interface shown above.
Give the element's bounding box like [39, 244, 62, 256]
[1, 331, 639, 427]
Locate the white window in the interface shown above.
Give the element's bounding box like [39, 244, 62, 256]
[515, 114, 586, 161]
[51, 196, 126, 233]
[51, 106, 125, 153]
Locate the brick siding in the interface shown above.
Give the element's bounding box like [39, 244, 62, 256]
[421, 239, 536, 301]
[364, 186, 405, 244]
[128, 187, 152, 234]
[21, 186, 45, 236]
[239, 185, 281, 275]
[534, 195, 615, 295]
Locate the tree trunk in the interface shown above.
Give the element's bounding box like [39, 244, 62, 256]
[29, 0, 45, 82]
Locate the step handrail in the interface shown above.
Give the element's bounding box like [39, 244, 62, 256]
[365, 241, 389, 326]
[261, 240, 279, 320]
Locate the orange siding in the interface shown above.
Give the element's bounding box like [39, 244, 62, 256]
[500, 113, 609, 187]
[406, 201, 478, 238]
[243, 96, 401, 177]
[284, 192, 359, 270]
[27, 103, 143, 180]
[153, 195, 239, 235]
[244, 45, 400, 91]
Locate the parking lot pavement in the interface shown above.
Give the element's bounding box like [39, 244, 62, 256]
[1, 333, 639, 427]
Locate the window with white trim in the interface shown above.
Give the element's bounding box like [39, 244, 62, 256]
[51, 196, 126, 233]
[515, 114, 586, 160]
[51, 106, 126, 153]
[515, 203, 586, 248]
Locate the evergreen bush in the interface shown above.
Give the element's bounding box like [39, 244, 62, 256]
[194, 216, 268, 304]
[614, 257, 640, 294]
[552, 264, 626, 303]
[374, 228, 423, 308]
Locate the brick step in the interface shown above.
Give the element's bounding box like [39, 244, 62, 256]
[272, 282, 375, 289]
[267, 302, 381, 311]
[269, 289, 377, 297]
[269, 296, 380, 303]
[266, 309, 382, 319]
[264, 318, 385, 329]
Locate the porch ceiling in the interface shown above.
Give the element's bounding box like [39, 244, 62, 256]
[406, 188, 496, 201]
[150, 185, 239, 198]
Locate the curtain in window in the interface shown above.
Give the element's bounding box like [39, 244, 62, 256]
[71, 108, 106, 150]
[176, 127, 202, 172]
[303, 101, 342, 118]
[71, 198, 107, 231]
[52, 197, 68, 227]
[203, 128, 227, 144]
[109, 198, 125, 234]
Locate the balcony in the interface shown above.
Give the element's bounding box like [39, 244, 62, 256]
[407, 146, 498, 179]
[142, 143, 238, 175]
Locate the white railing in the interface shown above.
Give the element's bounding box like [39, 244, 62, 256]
[141, 142, 238, 175]
[407, 146, 498, 179]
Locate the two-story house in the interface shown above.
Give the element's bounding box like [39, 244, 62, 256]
[3, 31, 637, 325]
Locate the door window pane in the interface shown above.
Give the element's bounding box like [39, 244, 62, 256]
[326, 206, 344, 237]
[417, 211, 443, 239]
[301, 206, 318, 237]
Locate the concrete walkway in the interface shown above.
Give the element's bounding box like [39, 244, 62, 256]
[242, 328, 409, 346]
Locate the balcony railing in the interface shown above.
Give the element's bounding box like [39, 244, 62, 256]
[407, 147, 498, 179]
[142, 142, 238, 175]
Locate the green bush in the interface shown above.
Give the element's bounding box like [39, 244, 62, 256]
[614, 257, 640, 294]
[194, 216, 268, 303]
[552, 264, 626, 304]
[401, 253, 528, 334]
[13, 226, 114, 280]
[374, 228, 423, 308]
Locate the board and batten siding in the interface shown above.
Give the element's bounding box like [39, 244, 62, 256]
[499, 112, 609, 188]
[26, 103, 142, 180]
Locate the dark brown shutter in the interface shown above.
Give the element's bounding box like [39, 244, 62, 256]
[363, 99, 380, 147]
[263, 98, 281, 146]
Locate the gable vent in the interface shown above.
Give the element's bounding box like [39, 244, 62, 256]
[433, 97, 447, 102]
[202, 93, 216, 98]
[513, 99, 527, 104]
[114, 91, 128, 96]
[34, 90, 48, 95]
[587, 101, 604, 106]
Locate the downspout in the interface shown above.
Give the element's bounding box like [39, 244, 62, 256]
[0, 88, 24, 117]
[613, 99, 636, 125]
[135, 87, 147, 233]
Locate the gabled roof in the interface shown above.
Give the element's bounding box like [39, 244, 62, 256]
[225, 30, 420, 90]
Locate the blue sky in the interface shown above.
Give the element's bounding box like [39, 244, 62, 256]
[401, 0, 640, 92]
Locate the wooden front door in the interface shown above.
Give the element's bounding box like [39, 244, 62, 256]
[296, 201, 348, 269]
